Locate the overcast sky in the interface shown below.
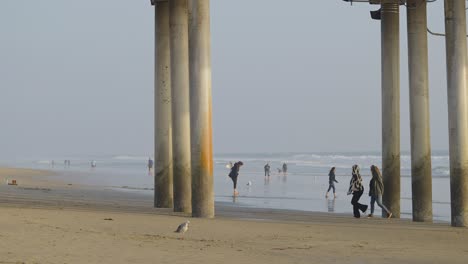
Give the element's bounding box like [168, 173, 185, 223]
[0, 0, 457, 159]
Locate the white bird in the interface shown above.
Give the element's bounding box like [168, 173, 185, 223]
[175, 220, 190, 233]
[246, 181, 252, 186]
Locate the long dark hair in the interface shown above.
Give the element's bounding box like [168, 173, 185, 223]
[371, 165, 382, 179]
[329, 167, 335, 175]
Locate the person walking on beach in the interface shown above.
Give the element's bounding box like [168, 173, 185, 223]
[228, 161, 243, 196]
[326, 167, 338, 198]
[264, 163, 271, 177]
[148, 157, 154, 174]
[368, 165, 392, 218]
[347, 165, 368, 218]
[282, 162, 288, 176]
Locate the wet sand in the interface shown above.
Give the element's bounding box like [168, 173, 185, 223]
[0, 167, 467, 264]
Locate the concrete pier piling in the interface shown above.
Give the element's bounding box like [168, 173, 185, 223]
[444, 0, 468, 227]
[189, 0, 215, 218]
[154, 0, 174, 208]
[169, 0, 192, 213]
[406, 0, 432, 222]
[381, 0, 400, 218]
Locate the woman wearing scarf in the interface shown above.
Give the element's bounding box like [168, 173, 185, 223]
[347, 164, 368, 218]
[368, 165, 392, 218]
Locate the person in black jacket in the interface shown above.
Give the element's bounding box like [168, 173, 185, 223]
[264, 163, 271, 177]
[229, 161, 244, 196]
[326, 167, 338, 198]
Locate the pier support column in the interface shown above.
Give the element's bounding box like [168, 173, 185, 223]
[407, 0, 432, 222]
[169, 0, 192, 213]
[154, 0, 174, 208]
[189, 0, 214, 218]
[381, 0, 400, 218]
[444, 0, 468, 227]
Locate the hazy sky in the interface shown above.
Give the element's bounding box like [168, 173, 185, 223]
[0, 0, 457, 159]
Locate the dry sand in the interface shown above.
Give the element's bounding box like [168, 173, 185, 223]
[0, 167, 467, 264]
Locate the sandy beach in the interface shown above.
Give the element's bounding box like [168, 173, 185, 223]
[0, 167, 467, 264]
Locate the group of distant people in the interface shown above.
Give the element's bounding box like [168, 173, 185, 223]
[228, 162, 288, 196]
[263, 162, 287, 177]
[326, 165, 393, 219]
[51, 160, 70, 168]
[50, 158, 155, 170]
[49, 159, 97, 168]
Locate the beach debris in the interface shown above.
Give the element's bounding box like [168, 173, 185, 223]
[246, 181, 252, 186]
[6, 179, 18, 186]
[104, 218, 113, 221]
[175, 220, 190, 233]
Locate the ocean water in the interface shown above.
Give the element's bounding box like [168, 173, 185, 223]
[2, 152, 452, 222]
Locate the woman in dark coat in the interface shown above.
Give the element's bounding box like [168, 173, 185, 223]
[368, 165, 392, 218]
[326, 167, 338, 198]
[229, 161, 243, 196]
[347, 165, 368, 218]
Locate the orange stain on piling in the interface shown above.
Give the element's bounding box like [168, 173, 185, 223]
[200, 103, 213, 174]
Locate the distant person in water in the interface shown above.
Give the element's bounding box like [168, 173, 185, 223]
[264, 163, 271, 177]
[282, 162, 288, 176]
[148, 157, 154, 173]
[91, 160, 97, 168]
[368, 165, 392, 219]
[347, 165, 368, 218]
[228, 161, 243, 196]
[326, 167, 338, 198]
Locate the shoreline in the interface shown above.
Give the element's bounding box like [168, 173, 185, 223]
[0, 167, 467, 263]
[0, 167, 451, 223]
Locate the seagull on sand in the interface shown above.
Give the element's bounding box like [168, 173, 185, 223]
[175, 220, 190, 233]
[246, 181, 252, 186]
